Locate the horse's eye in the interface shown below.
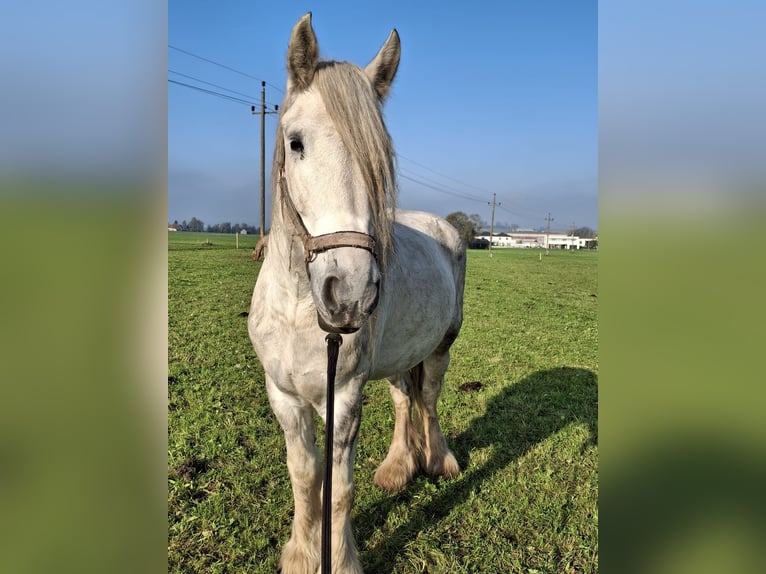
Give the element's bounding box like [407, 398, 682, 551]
[289, 138, 304, 154]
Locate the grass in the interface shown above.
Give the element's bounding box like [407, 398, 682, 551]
[168, 231, 598, 573]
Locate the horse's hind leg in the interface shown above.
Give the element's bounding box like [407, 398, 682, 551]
[374, 372, 422, 492]
[412, 347, 460, 479]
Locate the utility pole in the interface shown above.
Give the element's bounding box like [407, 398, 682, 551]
[488, 193, 500, 258]
[251, 81, 279, 239]
[545, 212, 554, 255]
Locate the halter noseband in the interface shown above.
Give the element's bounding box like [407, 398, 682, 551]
[280, 175, 378, 263]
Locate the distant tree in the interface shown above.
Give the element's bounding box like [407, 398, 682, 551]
[181, 220, 188, 231]
[446, 211, 482, 246]
[510, 223, 519, 232]
[573, 226, 596, 238]
[468, 213, 484, 235]
[188, 217, 204, 232]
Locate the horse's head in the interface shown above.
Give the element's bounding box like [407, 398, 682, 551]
[277, 13, 400, 334]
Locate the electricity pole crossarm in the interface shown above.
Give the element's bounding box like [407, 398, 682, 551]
[251, 81, 279, 239]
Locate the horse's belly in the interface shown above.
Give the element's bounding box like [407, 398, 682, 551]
[369, 283, 457, 379]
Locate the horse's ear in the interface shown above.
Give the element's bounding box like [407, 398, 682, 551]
[364, 29, 400, 101]
[287, 13, 318, 92]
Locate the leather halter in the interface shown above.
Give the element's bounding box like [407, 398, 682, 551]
[280, 175, 378, 263]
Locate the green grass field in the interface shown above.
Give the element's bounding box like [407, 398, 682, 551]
[168, 231, 598, 573]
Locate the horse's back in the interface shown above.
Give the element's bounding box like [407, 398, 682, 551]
[392, 209, 465, 296]
[394, 210, 465, 260]
[370, 210, 465, 378]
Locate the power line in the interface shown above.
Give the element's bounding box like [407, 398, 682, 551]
[398, 167, 487, 202]
[398, 154, 491, 195]
[398, 154, 541, 221]
[169, 74, 280, 108]
[168, 44, 284, 94]
[398, 173, 488, 204]
[400, 169, 539, 223]
[497, 203, 537, 220]
[168, 78, 256, 106]
[169, 69, 260, 101]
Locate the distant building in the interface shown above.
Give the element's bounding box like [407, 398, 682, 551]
[240, 229, 248, 235]
[475, 231, 597, 250]
[168, 223, 178, 231]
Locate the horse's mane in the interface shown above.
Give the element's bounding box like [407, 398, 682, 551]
[272, 60, 397, 268]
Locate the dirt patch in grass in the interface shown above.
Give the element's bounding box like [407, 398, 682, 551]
[459, 381, 484, 392]
[170, 456, 210, 480]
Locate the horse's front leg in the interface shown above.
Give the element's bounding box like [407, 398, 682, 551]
[266, 377, 322, 574]
[325, 382, 364, 574]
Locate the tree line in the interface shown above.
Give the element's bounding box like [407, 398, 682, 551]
[171, 213, 596, 242]
[170, 218, 261, 235]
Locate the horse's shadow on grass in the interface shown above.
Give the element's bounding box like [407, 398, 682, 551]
[355, 366, 598, 573]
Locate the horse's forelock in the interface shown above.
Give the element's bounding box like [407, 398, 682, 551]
[312, 61, 397, 266]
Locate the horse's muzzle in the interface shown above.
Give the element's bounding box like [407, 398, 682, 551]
[315, 273, 380, 334]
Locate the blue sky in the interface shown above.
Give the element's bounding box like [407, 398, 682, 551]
[169, 1, 597, 232]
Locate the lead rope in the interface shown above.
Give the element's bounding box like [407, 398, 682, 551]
[322, 333, 343, 574]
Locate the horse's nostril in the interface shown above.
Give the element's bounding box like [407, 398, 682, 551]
[322, 275, 341, 313]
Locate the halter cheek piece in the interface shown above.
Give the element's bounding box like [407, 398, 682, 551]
[280, 175, 378, 263]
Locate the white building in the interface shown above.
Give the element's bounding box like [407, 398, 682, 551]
[475, 231, 596, 250]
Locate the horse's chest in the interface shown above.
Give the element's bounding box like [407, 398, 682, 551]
[252, 321, 324, 394]
[249, 279, 362, 401]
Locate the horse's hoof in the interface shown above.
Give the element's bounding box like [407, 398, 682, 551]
[426, 451, 460, 479]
